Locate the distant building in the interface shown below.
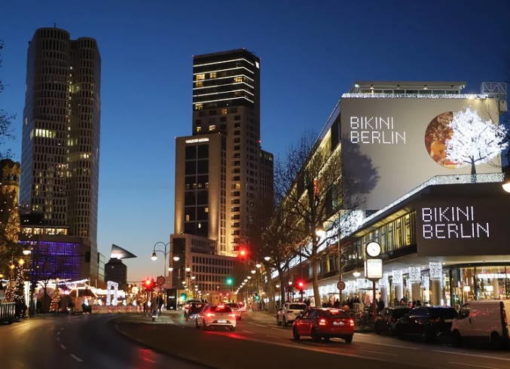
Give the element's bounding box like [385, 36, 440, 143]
[19, 27, 101, 280]
[104, 258, 127, 291]
[173, 49, 273, 257]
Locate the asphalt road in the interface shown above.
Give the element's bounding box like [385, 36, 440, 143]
[0, 314, 205, 369]
[117, 311, 510, 369]
[2, 312, 510, 369]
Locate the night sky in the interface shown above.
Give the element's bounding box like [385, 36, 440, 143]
[1, 0, 509, 281]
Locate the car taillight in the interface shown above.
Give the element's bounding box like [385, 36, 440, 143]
[348, 319, 354, 327]
[206, 313, 215, 318]
[319, 319, 327, 326]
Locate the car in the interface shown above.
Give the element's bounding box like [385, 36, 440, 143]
[196, 304, 237, 331]
[292, 308, 354, 343]
[276, 302, 307, 326]
[183, 299, 203, 319]
[226, 302, 243, 320]
[374, 307, 411, 335]
[394, 306, 458, 342]
[451, 300, 510, 349]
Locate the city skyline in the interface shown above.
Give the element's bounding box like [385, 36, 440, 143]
[1, 0, 509, 281]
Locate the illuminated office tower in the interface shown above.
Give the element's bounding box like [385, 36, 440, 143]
[173, 49, 273, 257]
[20, 27, 100, 280]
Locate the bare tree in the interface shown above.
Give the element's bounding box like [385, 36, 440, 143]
[277, 134, 342, 307]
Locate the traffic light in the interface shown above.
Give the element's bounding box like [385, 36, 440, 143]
[144, 278, 155, 291]
[237, 246, 248, 260]
[225, 277, 234, 286]
[297, 280, 305, 291]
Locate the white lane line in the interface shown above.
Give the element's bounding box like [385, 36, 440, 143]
[60, 344, 67, 350]
[448, 362, 498, 369]
[361, 349, 398, 357]
[435, 350, 510, 362]
[241, 330, 255, 334]
[70, 354, 83, 363]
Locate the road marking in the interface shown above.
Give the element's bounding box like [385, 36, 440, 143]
[435, 350, 510, 362]
[241, 330, 255, 334]
[361, 349, 398, 357]
[70, 354, 83, 363]
[448, 362, 498, 369]
[60, 344, 67, 350]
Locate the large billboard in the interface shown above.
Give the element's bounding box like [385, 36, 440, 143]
[340, 97, 502, 210]
[415, 194, 510, 256]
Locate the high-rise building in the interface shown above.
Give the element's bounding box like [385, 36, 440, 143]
[171, 49, 273, 297]
[174, 49, 273, 257]
[20, 27, 100, 280]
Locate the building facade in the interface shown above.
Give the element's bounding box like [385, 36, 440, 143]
[270, 81, 508, 307]
[20, 27, 100, 280]
[173, 49, 273, 258]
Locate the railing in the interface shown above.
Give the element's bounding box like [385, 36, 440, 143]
[0, 302, 16, 323]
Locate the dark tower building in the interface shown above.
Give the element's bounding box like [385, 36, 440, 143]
[20, 27, 101, 280]
[174, 49, 273, 257]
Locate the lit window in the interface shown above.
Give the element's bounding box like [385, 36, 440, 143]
[196, 74, 205, 80]
[196, 126, 202, 132]
[195, 81, 203, 88]
[234, 76, 243, 83]
[195, 103, 203, 110]
[209, 72, 217, 78]
[209, 125, 216, 131]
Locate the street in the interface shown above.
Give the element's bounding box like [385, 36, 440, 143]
[118, 310, 510, 369]
[2, 312, 510, 369]
[0, 314, 204, 369]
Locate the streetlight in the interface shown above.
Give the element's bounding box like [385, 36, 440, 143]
[251, 269, 256, 274]
[168, 267, 174, 272]
[151, 241, 171, 276]
[185, 266, 191, 273]
[255, 263, 261, 269]
[173, 256, 180, 262]
[353, 271, 361, 278]
[263, 256, 270, 262]
[23, 248, 32, 256]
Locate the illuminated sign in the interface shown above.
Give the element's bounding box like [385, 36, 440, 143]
[364, 259, 383, 279]
[340, 97, 501, 210]
[415, 190, 510, 256]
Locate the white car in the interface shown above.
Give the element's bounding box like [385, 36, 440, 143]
[196, 304, 237, 331]
[276, 303, 307, 326]
[451, 300, 510, 349]
[226, 302, 243, 320]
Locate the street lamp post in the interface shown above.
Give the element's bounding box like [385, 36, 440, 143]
[150, 241, 171, 282]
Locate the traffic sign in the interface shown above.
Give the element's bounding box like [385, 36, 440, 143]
[337, 280, 346, 291]
[156, 276, 166, 286]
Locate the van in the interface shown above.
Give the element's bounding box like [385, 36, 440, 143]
[451, 300, 510, 349]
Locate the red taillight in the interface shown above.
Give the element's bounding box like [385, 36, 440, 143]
[319, 318, 327, 326]
[348, 319, 354, 327]
[206, 313, 215, 318]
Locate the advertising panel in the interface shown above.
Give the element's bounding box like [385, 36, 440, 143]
[415, 195, 510, 256]
[340, 97, 502, 210]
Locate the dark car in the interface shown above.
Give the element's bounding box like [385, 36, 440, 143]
[374, 307, 411, 335]
[292, 308, 354, 343]
[184, 301, 205, 320]
[394, 306, 458, 342]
